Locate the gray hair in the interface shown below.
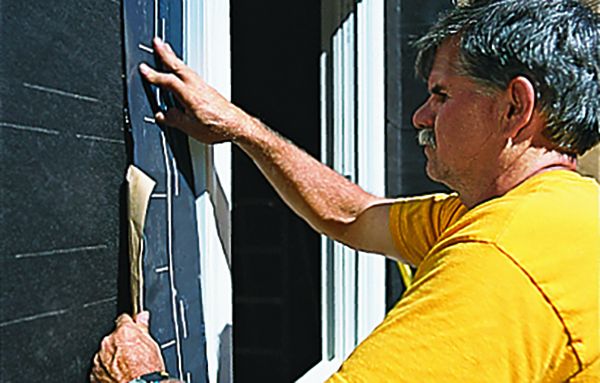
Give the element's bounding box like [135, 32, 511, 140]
[415, 0, 600, 156]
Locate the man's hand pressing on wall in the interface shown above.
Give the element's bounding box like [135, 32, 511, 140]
[90, 312, 165, 383]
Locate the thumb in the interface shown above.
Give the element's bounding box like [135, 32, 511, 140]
[134, 311, 150, 331]
[160, 108, 203, 135]
[156, 108, 188, 128]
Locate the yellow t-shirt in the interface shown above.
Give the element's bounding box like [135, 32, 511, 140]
[327, 170, 599, 382]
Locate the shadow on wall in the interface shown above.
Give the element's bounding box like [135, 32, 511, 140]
[578, 145, 600, 182]
[217, 324, 233, 383]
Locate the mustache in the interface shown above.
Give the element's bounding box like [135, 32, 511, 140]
[417, 128, 436, 149]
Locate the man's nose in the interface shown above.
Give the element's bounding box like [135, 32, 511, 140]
[412, 100, 433, 130]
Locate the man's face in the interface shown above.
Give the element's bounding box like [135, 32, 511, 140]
[412, 39, 505, 192]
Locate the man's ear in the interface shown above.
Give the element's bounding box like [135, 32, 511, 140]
[502, 76, 537, 140]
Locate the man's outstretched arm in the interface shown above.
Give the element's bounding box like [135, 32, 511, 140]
[139, 38, 402, 261]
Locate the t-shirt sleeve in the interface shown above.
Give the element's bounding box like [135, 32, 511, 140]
[388, 193, 466, 266]
[326, 242, 568, 383]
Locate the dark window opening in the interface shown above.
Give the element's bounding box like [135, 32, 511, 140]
[231, 1, 322, 382]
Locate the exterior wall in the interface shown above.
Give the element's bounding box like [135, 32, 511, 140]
[0, 1, 128, 380]
[1, 1, 235, 381]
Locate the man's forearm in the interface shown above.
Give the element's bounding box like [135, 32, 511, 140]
[233, 117, 381, 244]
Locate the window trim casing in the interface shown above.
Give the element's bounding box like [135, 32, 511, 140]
[184, 1, 233, 382]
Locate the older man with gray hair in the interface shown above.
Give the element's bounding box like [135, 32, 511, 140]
[92, 0, 599, 381]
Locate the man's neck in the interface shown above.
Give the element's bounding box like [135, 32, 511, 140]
[458, 150, 577, 209]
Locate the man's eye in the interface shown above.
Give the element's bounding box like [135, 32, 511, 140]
[436, 92, 448, 101]
[431, 93, 447, 103]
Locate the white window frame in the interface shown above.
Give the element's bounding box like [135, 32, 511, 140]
[297, 0, 386, 381]
[184, 1, 233, 382]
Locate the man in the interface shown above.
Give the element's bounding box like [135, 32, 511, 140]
[92, 0, 600, 381]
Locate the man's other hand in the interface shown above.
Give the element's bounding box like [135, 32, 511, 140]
[139, 37, 253, 144]
[90, 311, 165, 383]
